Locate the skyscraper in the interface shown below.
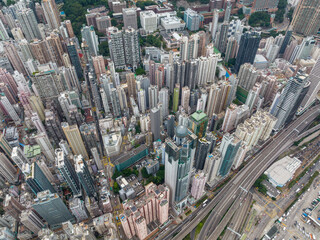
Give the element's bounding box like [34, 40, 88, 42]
[173, 86, 179, 113]
[11, 147, 28, 170]
[234, 32, 261, 73]
[126, 73, 137, 98]
[159, 88, 169, 119]
[107, 27, 126, 69]
[32, 190, 75, 228]
[62, 122, 89, 159]
[184, 8, 204, 31]
[16, 8, 42, 41]
[41, 0, 61, 29]
[272, 70, 308, 130]
[181, 86, 190, 111]
[194, 138, 210, 170]
[191, 172, 206, 200]
[69, 197, 89, 222]
[56, 148, 81, 196]
[123, 27, 140, 70]
[188, 110, 208, 139]
[23, 162, 56, 194]
[150, 107, 161, 141]
[218, 133, 240, 177]
[74, 155, 96, 198]
[67, 42, 83, 79]
[165, 125, 197, 205]
[20, 209, 45, 235]
[81, 25, 99, 56]
[0, 153, 16, 184]
[291, 0, 320, 36]
[4, 195, 25, 220]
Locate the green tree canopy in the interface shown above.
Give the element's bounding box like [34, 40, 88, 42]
[249, 11, 271, 27]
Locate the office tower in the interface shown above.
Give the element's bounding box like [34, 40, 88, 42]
[106, 27, 126, 69]
[217, 22, 229, 54]
[34, 132, 55, 162]
[3, 41, 27, 76]
[41, 0, 61, 29]
[67, 42, 83, 79]
[218, 133, 240, 177]
[32, 190, 75, 228]
[159, 88, 169, 119]
[81, 25, 99, 56]
[91, 147, 103, 170]
[0, 95, 20, 124]
[92, 56, 106, 80]
[184, 8, 203, 31]
[291, 0, 320, 36]
[300, 57, 320, 112]
[279, 29, 292, 56]
[181, 86, 190, 111]
[56, 148, 81, 196]
[4, 195, 25, 220]
[0, 153, 16, 184]
[140, 11, 157, 33]
[272, 71, 308, 130]
[87, 71, 103, 112]
[69, 198, 89, 222]
[62, 122, 89, 159]
[123, 8, 138, 30]
[194, 138, 210, 170]
[126, 73, 137, 98]
[166, 115, 175, 139]
[123, 27, 140, 70]
[11, 147, 27, 170]
[23, 162, 55, 194]
[75, 155, 96, 198]
[165, 126, 197, 204]
[189, 110, 208, 139]
[137, 89, 146, 113]
[151, 107, 161, 141]
[20, 209, 45, 235]
[224, 0, 232, 22]
[16, 9, 41, 41]
[235, 32, 261, 73]
[173, 86, 179, 113]
[191, 172, 206, 200]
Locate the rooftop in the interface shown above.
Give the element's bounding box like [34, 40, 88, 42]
[24, 145, 41, 158]
[190, 110, 207, 122]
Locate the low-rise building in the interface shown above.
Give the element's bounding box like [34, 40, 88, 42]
[160, 16, 185, 32]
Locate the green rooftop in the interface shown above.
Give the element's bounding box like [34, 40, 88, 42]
[213, 47, 221, 54]
[24, 145, 41, 158]
[190, 111, 208, 122]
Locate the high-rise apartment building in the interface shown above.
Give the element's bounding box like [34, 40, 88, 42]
[41, 0, 61, 29]
[181, 86, 190, 111]
[291, 0, 320, 36]
[126, 73, 137, 98]
[4, 195, 25, 220]
[150, 107, 161, 141]
[159, 88, 169, 119]
[191, 172, 206, 199]
[123, 27, 140, 70]
[106, 27, 126, 69]
[184, 8, 204, 31]
[20, 209, 45, 235]
[62, 122, 89, 159]
[11, 147, 28, 170]
[16, 8, 42, 41]
[0, 153, 16, 184]
[69, 197, 89, 222]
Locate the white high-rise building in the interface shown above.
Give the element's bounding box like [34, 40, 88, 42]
[0, 95, 20, 124]
[181, 86, 190, 111]
[69, 198, 88, 222]
[11, 147, 28, 170]
[140, 11, 157, 33]
[20, 209, 45, 235]
[158, 88, 169, 119]
[137, 89, 146, 114]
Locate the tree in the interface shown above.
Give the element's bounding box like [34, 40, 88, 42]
[287, 7, 294, 22]
[111, 19, 117, 26]
[113, 182, 120, 194]
[141, 167, 150, 178]
[249, 12, 270, 27]
[98, 41, 109, 57]
[135, 68, 146, 75]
